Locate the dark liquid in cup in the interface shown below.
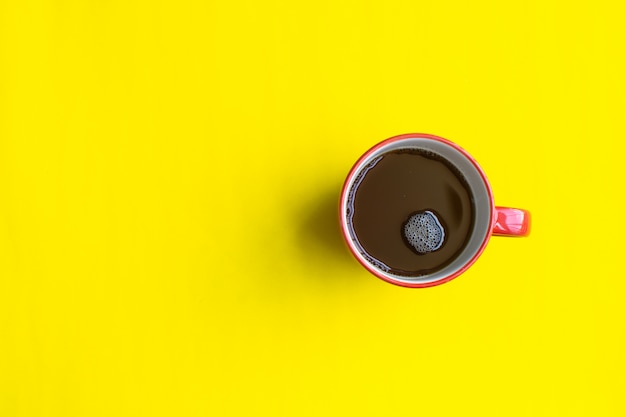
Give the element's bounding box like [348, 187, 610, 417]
[346, 149, 474, 276]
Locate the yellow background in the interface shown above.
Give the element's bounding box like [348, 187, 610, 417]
[1, 1, 625, 416]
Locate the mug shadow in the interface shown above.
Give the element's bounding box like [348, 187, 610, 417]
[292, 183, 362, 283]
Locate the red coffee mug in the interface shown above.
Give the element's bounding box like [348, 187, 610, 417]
[339, 133, 530, 288]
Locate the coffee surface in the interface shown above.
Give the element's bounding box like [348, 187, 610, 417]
[346, 149, 474, 276]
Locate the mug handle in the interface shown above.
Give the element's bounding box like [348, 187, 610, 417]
[493, 207, 531, 237]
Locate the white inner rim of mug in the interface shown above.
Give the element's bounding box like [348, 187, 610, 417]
[343, 137, 492, 285]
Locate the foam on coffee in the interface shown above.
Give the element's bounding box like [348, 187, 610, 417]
[403, 210, 445, 254]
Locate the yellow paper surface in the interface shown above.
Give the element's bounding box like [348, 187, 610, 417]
[1, 1, 625, 416]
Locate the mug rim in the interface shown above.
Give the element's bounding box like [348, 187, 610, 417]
[339, 133, 495, 288]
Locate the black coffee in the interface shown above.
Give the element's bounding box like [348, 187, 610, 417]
[346, 149, 474, 276]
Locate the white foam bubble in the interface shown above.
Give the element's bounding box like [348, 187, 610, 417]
[403, 210, 445, 254]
